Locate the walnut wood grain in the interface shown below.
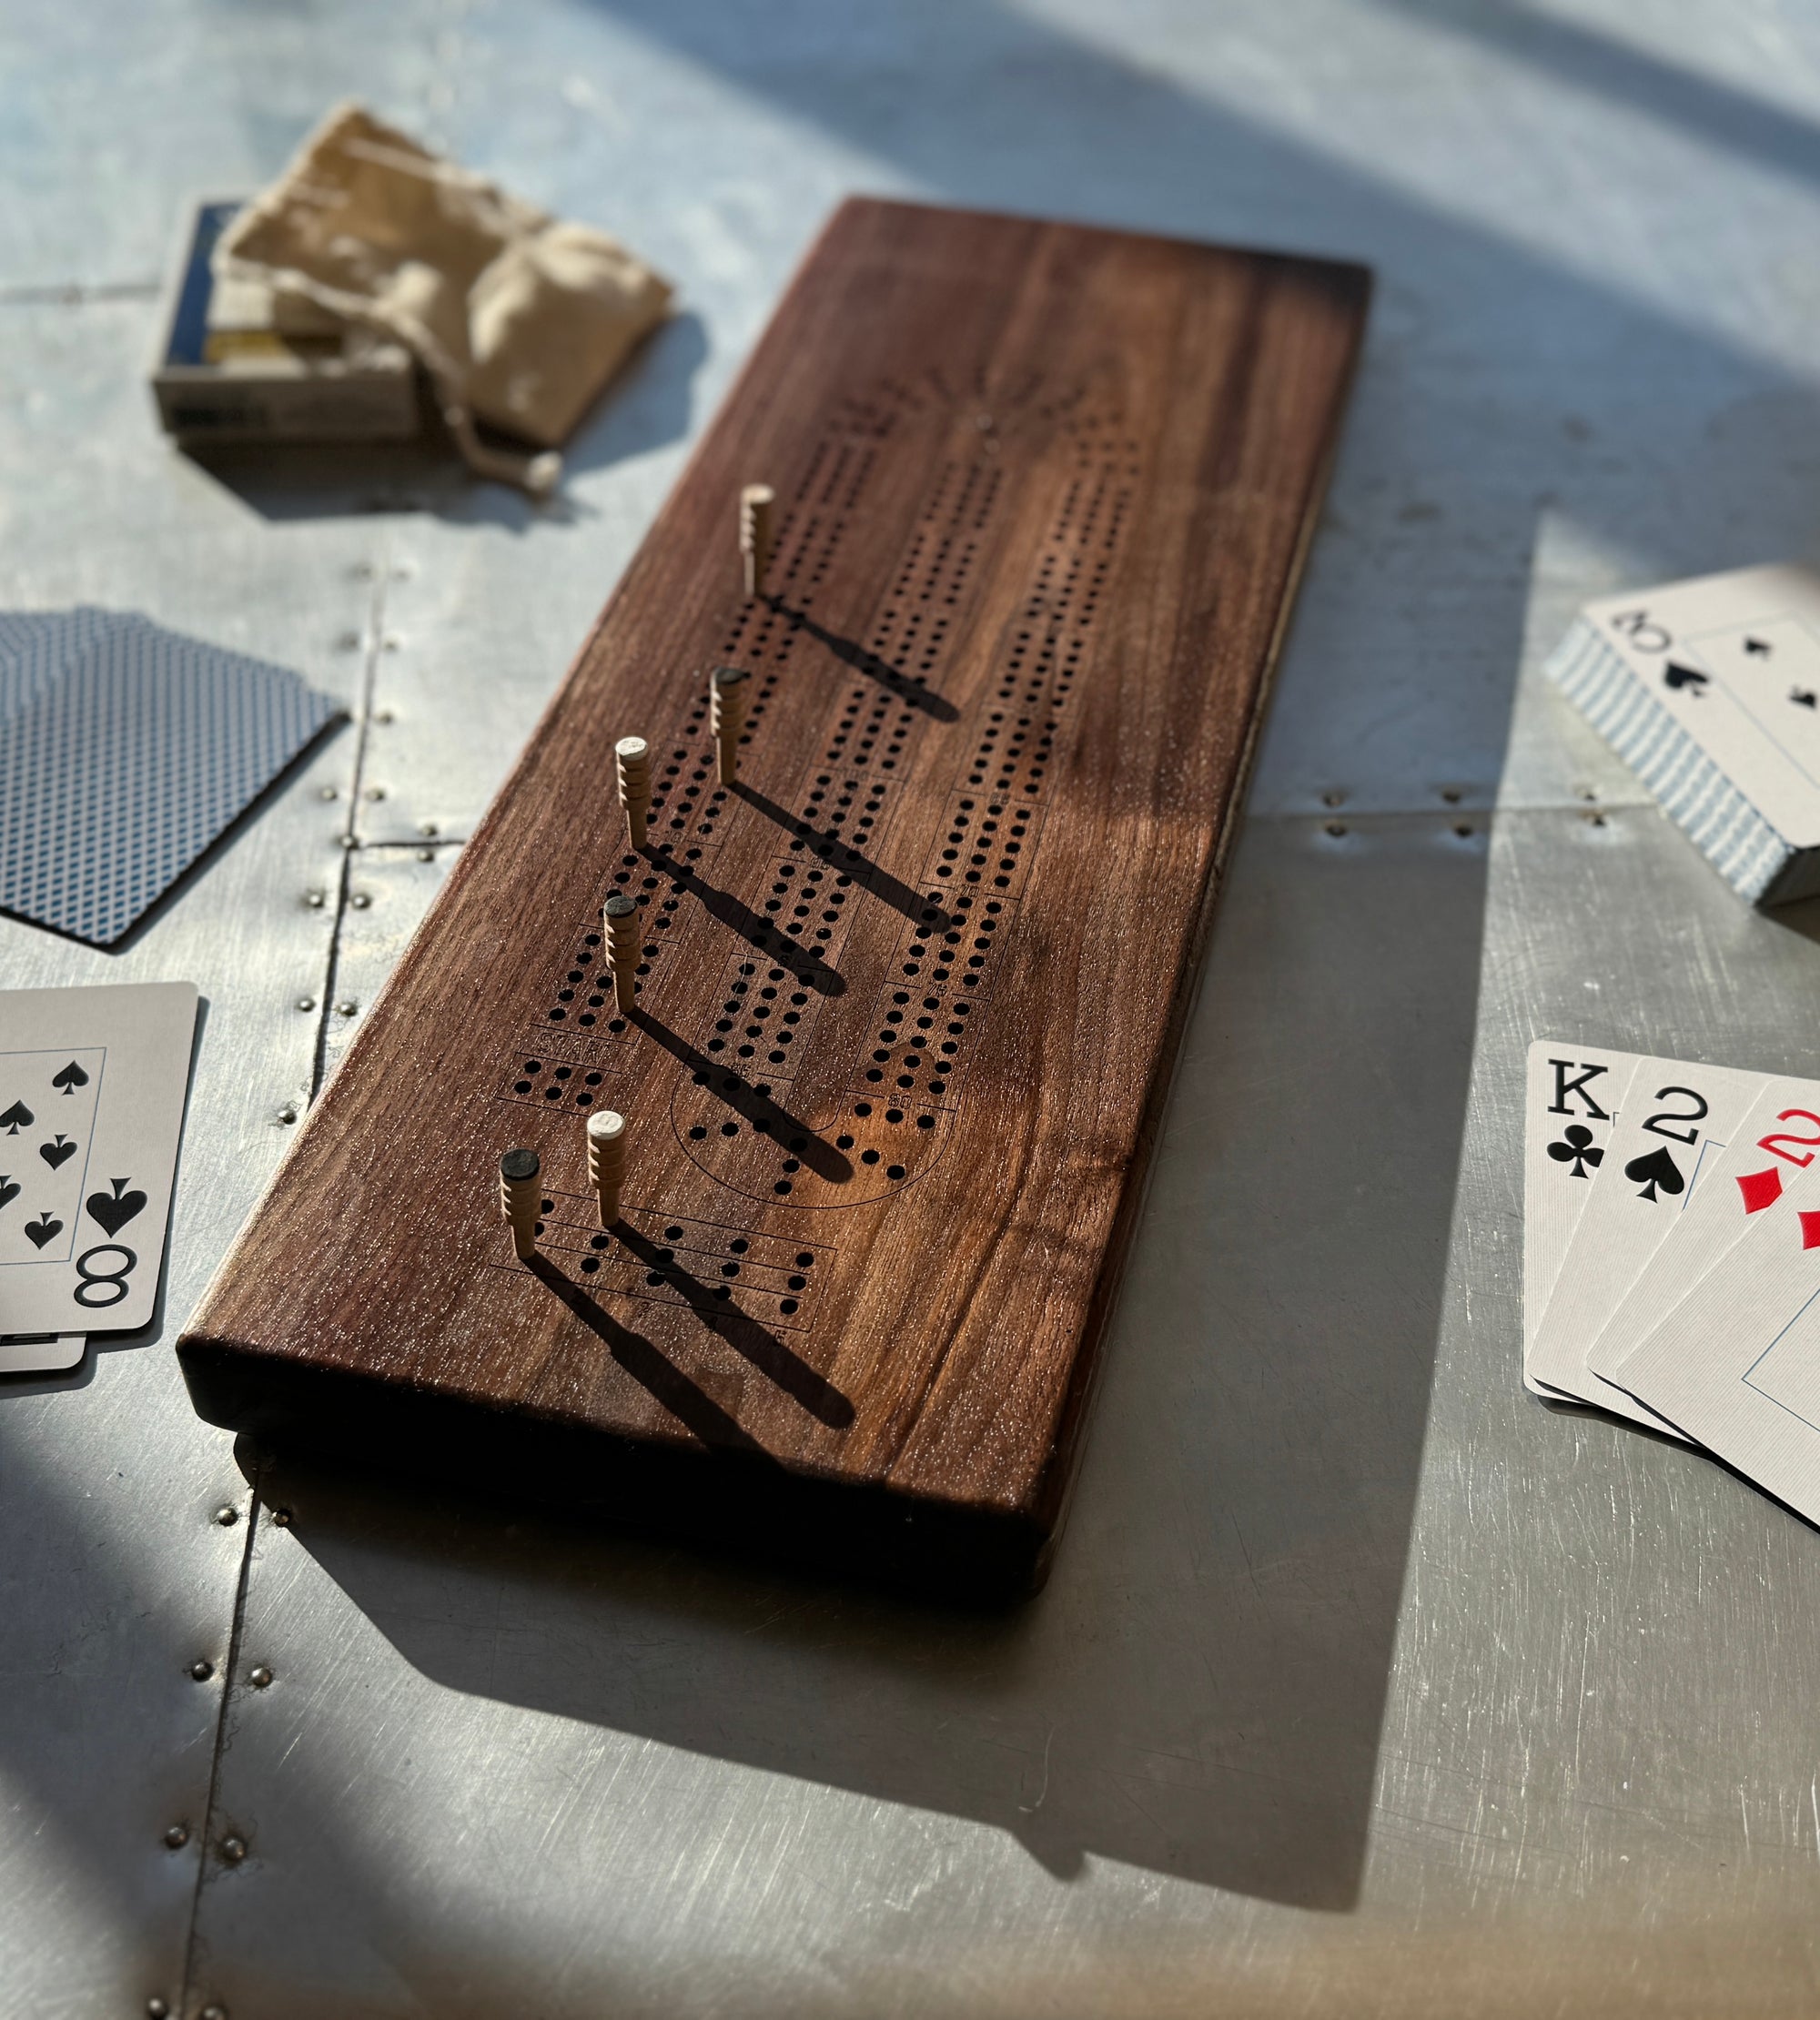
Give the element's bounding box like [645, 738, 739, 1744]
[178, 198, 1370, 1597]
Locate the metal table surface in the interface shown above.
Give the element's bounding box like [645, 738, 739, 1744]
[6, 2, 1820, 2014]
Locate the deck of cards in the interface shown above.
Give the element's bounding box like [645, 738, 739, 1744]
[1547, 563, 1820, 905]
[0, 607, 339, 945]
[1526, 1039, 1820, 1530]
[0, 984, 199, 1375]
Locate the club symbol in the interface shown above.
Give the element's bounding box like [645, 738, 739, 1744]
[22, 1212, 63, 1250]
[50, 1060, 88, 1096]
[38, 1134, 76, 1170]
[1745, 637, 1773, 656]
[1548, 1125, 1604, 1178]
[1738, 1166, 1784, 1214]
[1793, 689, 1817, 710]
[0, 1100, 33, 1136]
[86, 1177, 146, 1235]
[1663, 662, 1709, 694]
[0, 1177, 17, 1210]
[1624, 1145, 1684, 1203]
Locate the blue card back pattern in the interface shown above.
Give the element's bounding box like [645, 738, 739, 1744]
[0, 616, 342, 944]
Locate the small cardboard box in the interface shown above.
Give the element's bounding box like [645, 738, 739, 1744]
[151, 202, 421, 444]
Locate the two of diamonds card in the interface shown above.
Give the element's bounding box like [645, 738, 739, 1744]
[1546, 564, 1820, 905]
[1523, 1037, 1820, 1528]
[0, 983, 198, 1339]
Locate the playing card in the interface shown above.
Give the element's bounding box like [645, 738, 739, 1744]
[0, 983, 198, 1335]
[1522, 1039, 1633, 1392]
[0, 1333, 86, 1376]
[0, 607, 140, 725]
[1546, 565, 1820, 904]
[1527, 1055, 1763, 1431]
[1608, 1186, 1820, 1526]
[0, 614, 340, 944]
[1583, 1073, 1820, 1396]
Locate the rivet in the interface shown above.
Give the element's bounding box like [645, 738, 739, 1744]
[419, 820, 439, 837]
[1321, 790, 1345, 808]
[219, 1834, 248, 1863]
[304, 889, 326, 909]
[350, 893, 371, 910]
[277, 1106, 298, 1125]
[271, 1507, 293, 1527]
[1453, 823, 1474, 838]
[336, 1000, 358, 1017]
[336, 631, 360, 651]
[163, 1823, 188, 1849]
[296, 996, 317, 1013]
[214, 1505, 238, 1527]
[417, 847, 435, 862]
[353, 561, 374, 579]
[200, 2005, 228, 2020]
[187, 1659, 214, 1682]
[366, 785, 386, 801]
[374, 708, 395, 723]
[382, 635, 401, 652]
[147, 2000, 170, 2018]
[1324, 821, 1347, 838]
[249, 1665, 274, 1688]
[339, 834, 359, 851]
[318, 785, 338, 802]
[1585, 811, 1608, 828]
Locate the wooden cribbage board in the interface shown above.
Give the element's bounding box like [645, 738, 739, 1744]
[179, 200, 1369, 1597]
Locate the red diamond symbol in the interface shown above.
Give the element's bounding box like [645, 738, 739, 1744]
[1739, 1166, 1785, 1215]
[1801, 1212, 1820, 1250]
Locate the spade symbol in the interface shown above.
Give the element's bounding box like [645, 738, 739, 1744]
[86, 1177, 146, 1235]
[1548, 1125, 1604, 1178]
[1663, 662, 1710, 694]
[1793, 689, 1817, 710]
[23, 1212, 62, 1250]
[38, 1134, 76, 1170]
[50, 1060, 88, 1096]
[0, 1100, 33, 1136]
[1625, 1145, 1685, 1203]
[1745, 637, 1773, 656]
[0, 1177, 17, 1210]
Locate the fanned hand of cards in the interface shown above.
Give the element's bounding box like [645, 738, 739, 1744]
[0, 607, 339, 944]
[0, 983, 199, 1375]
[1525, 1039, 1820, 1530]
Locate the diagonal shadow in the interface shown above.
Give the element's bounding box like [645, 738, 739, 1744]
[526, 1253, 767, 1452]
[732, 780, 952, 933]
[643, 841, 845, 995]
[1373, 0, 1820, 197]
[766, 596, 960, 721]
[608, 1223, 855, 1429]
[629, 1005, 853, 1183]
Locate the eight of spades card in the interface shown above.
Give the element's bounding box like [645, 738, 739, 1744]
[1522, 1040, 1632, 1396]
[1582, 1074, 1820, 1400]
[0, 982, 198, 1337]
[1527, 1055, 1765, 1434]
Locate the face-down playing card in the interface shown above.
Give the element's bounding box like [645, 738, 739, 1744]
[1582, 1074, 1820, 1400]
[0, 615, 340, 945]
[1522, 1040, 1633, 1394]
[1528, 1056, 1764, 1433]
[0, 983, 198, 1337]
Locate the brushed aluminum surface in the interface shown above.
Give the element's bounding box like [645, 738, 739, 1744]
[7, 0, 1820, 2012]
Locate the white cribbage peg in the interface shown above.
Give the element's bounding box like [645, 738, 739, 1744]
[587, 1108, 628, 1227]
[740, 483, 775, 598]
[499, 1147, 541, 1260]
[710, 666, 749, 786]
[616, 735, 651, 849]
[603, 893, 640, 1014]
